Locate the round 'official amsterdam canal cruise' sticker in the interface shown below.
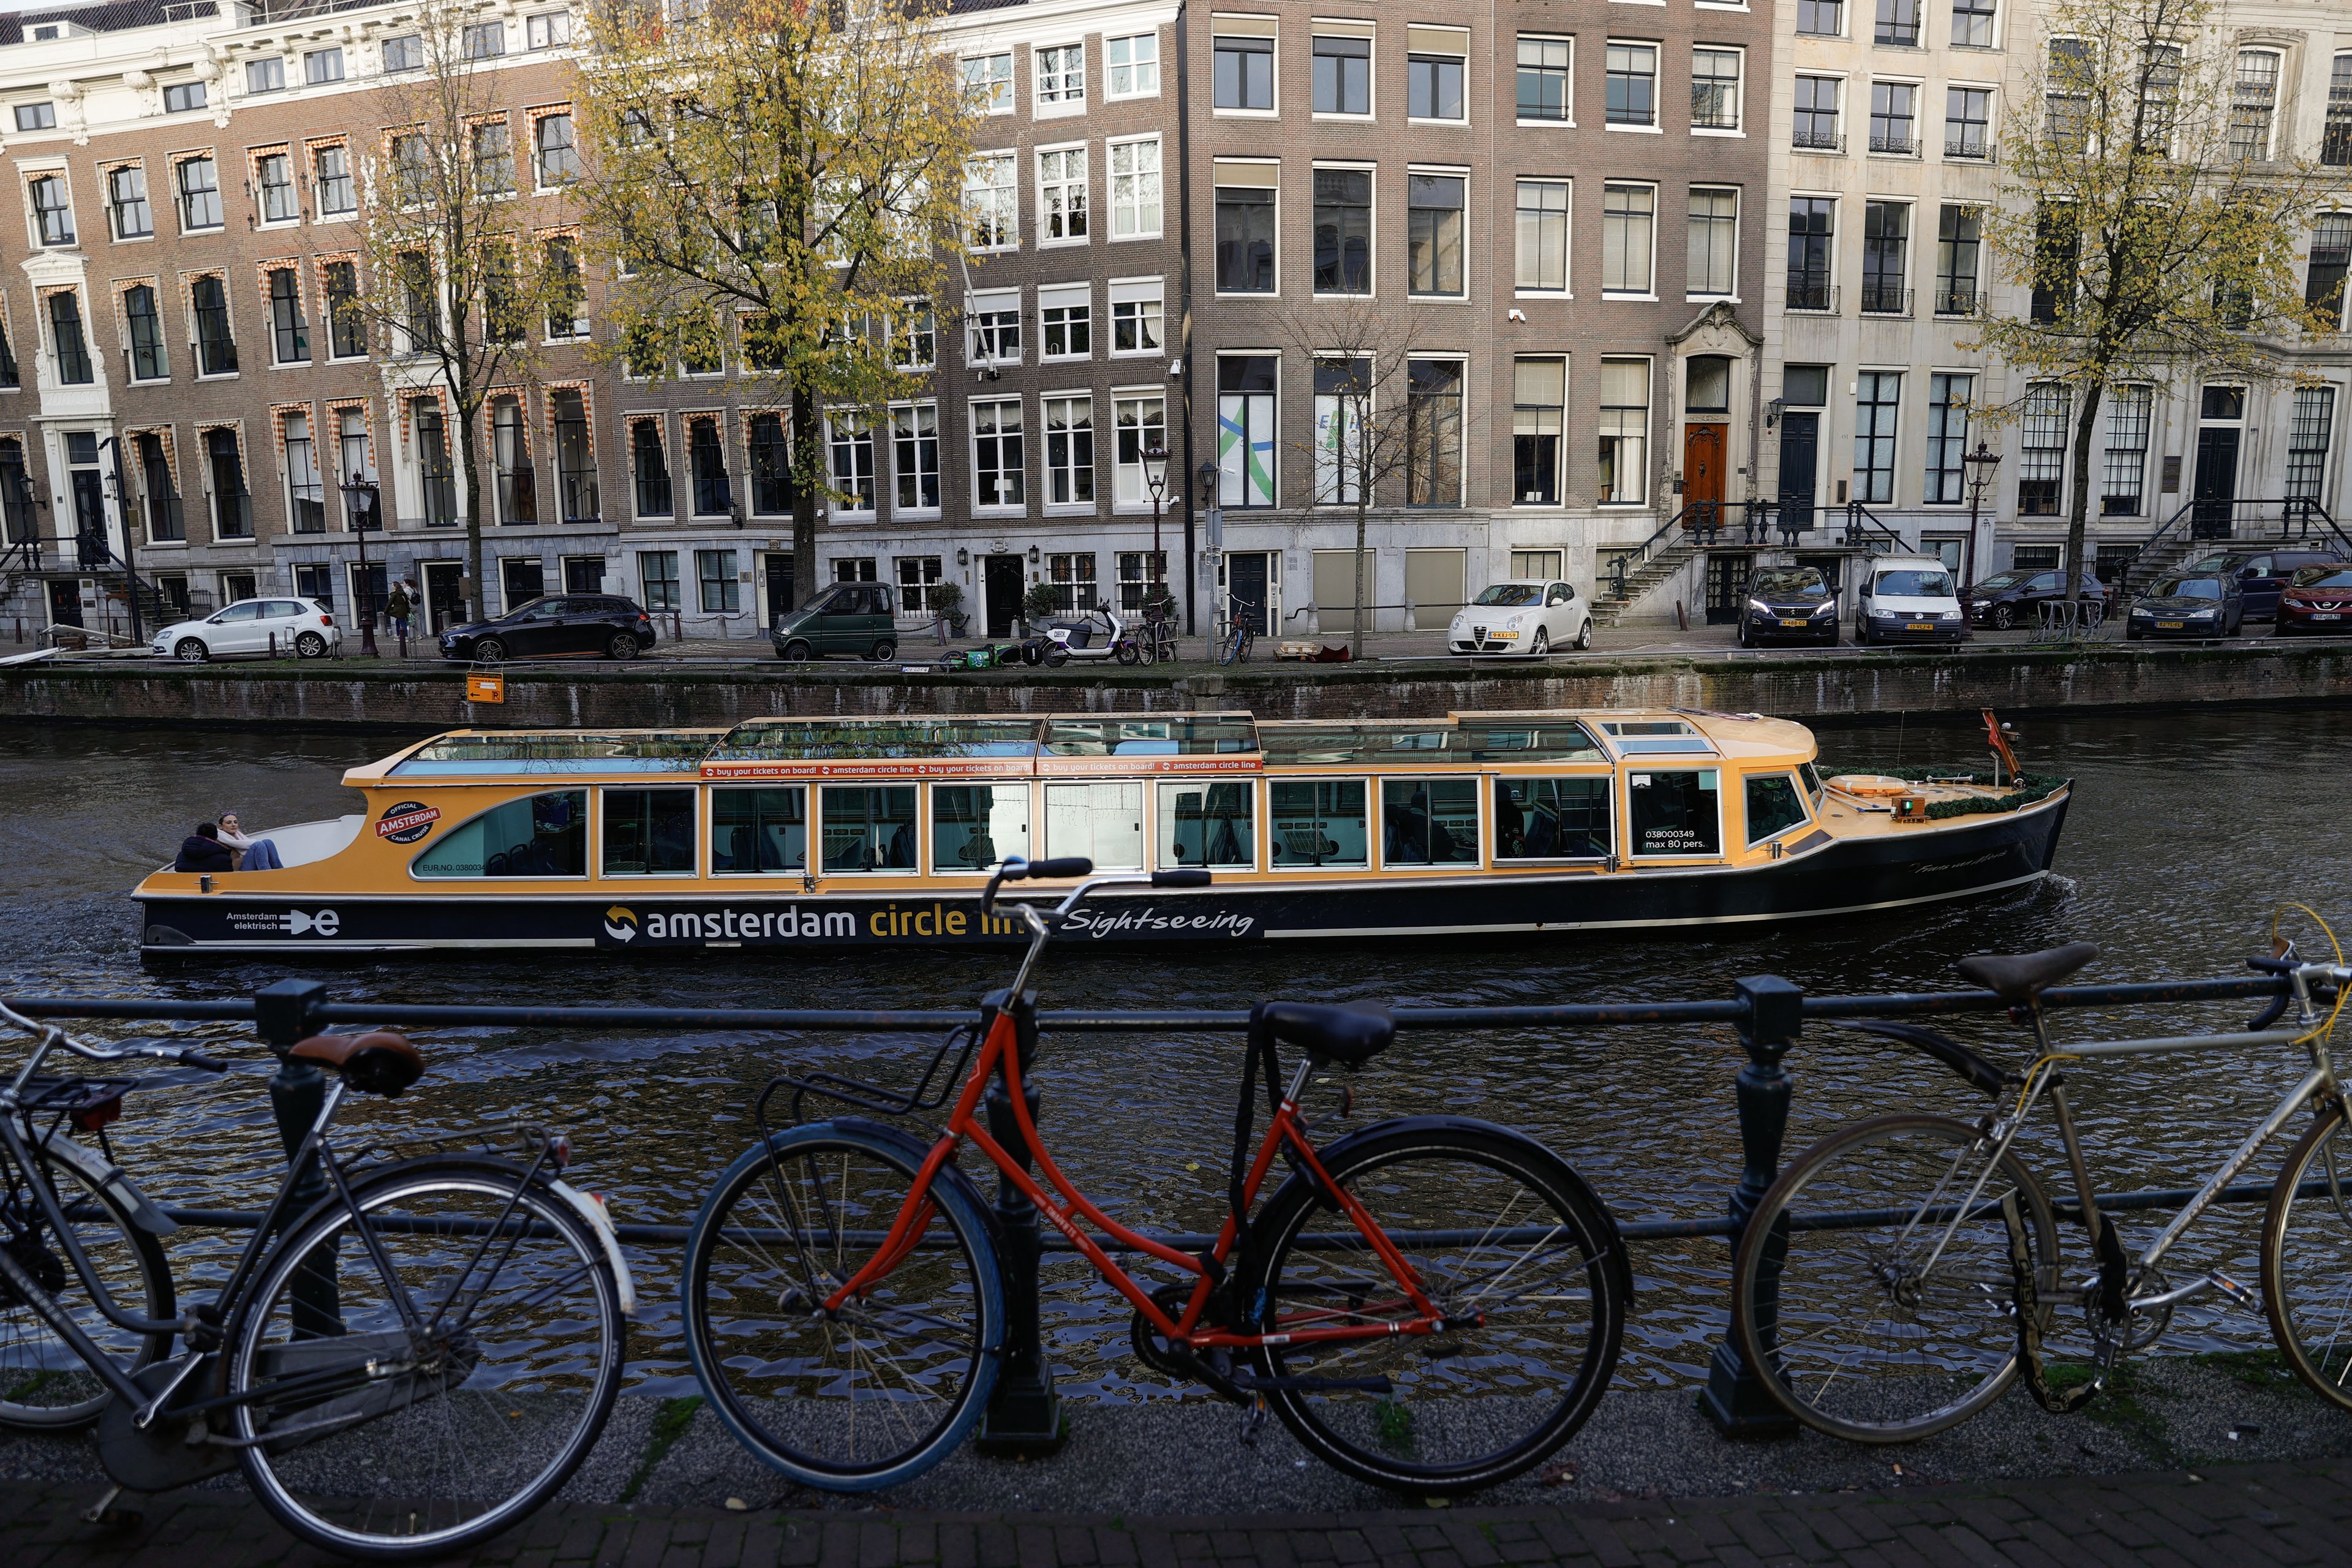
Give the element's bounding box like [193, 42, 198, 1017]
[374, 801, 441, 844]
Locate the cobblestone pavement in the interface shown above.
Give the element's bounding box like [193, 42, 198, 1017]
[9, 1459, 2349, 1567]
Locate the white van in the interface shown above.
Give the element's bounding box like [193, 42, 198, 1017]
[1855, 554, 1969, 647]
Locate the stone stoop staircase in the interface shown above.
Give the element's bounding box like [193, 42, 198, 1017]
[2120, 535, 2208, 598]
[1590, 537, 1703, 628]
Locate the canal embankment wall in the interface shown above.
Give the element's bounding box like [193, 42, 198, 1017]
[3, 641, 2348, 731]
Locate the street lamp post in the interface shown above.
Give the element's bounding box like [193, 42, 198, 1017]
[1961, 440, 2001, 591]
[1196, 459, 1219, 639]
[339, 479, 381, 657]
[1142, 442, 1169, 599]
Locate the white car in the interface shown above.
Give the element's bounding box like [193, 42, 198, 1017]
[153, 597, 344, 662]
[1447, 579, 1594, 655]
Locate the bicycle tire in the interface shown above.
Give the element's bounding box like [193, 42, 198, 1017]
[225, 1156, 626, 1562]
[2262, 1099, 2352, 1414]
[1731, 1113, 2057, 1444]
[0, 1144, 174, 1431]
[1244, 1118, 1628, 1494]
[681, 1121, 1003, 1492]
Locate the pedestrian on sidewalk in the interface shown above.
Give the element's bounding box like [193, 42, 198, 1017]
[386, 581, 413, 657]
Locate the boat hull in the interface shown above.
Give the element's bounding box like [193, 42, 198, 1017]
[137, 789, 2070, 958]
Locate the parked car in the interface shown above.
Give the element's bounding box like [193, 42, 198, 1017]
[1736, 566, 1839, 647]
[152, 597, 341, 662]
[439, 595, 657, 662]
[2274, 564, 2352, 635]
[1446, 579, 1594, 655]
[1854, 555, 1970, 646]
[2125, 573, 2244, 639]
[1958, 569, 2112, 631]
[772, 581, 900, 662]
[2179, 548, 2339, 621]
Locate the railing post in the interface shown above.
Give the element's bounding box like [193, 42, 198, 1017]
[1698, 973, 1804, 1438]
[976, 987, 1066, 1456]
[252, 978, 341, 1338]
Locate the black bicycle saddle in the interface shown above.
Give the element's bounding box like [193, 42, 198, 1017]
[1956, 942, 2099, 1005]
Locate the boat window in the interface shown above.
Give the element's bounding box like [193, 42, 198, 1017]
[1494, 777, 1610, 861]
[1045, 780, 1145, 870]
[602, 787, 696, 875]
[710, 786, 807, 873]
[1799, 760, 1824, 808]
[1158, 781, 1256, 869]
[821, 786, 918, 872]
[1268, 780, 1369, 867]
[1259, 722, 1599, 766]
[1744, 772, 1809, 845]
[934, 783, 1029, 872]
[709, 718, 1043, 763]
[1381, 778, 1479, 865]
[1042, 716, 1259, 756]
[411, 790, 586, 877]
[1627, 770, 1721, 858]
[393, 732, 712, 776]
[1599, 720, 1692, 736]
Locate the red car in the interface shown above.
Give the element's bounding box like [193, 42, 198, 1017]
[2274, 564, 2352, 635]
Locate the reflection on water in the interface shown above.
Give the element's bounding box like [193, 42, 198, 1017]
[4, 710, 2350, 1396]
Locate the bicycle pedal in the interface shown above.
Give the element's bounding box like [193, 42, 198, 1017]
[2205, 1270, 2258, 1308]
[1238, 1398, 1268, 1446]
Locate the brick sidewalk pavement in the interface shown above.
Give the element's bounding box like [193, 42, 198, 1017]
[7, 1460, 2346, 1568]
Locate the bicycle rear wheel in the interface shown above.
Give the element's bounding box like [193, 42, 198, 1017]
[1732, 1114, 2057, 1443]
[1246, 1120, 1628, 1494]
[225, 1157, 626, 1562]
[681, 1122, 1003, 1491]
[2263, 1101, 2352, 1413]
[0, 1144, 173, 1431]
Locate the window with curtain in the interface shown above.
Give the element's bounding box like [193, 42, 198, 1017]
[969, 400, 1020, 508]
[283, 412, 325, 532]
[1597, 358, 1649, 504]
[206, 427, 252, 537]
[1405, 359, 1463, 508]
[2017, 383, 2068, 515]
[689, 418, 731, 515]
[2101, 385, 2151, 516]
[631, 420, 674, 517]
[1513, 356, 1566, 507]
[892, 404, 940, 511]
[267, 268, 308, 363]
[1044, 396, 1093, 505]
[1517, 179, 1569, 292]
[494, 397, 537, 524]
[415, 399, 456, 524]
[829, 410, 877, 511]
[47, 291, 91, 384]
[125, 285, 168, 380]
[1688, 189, 1738, 297]
[1112, 394, 1165, 508]
[1601, 183, 1654, 295]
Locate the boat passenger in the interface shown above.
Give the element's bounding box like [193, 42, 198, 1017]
[217, 812, 285, 872]
[174, 823, 234, 874]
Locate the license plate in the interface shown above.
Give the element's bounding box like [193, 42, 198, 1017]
[1780, 619, 1808, 628]
[2315, 612, 2341, 621]
[2157, 620, 2184, 629]
[1906, 622, 1932, 632]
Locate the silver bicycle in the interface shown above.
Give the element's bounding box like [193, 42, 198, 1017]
[1729, 941, 2352, 1442]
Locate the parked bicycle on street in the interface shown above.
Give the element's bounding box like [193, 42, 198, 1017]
[679, 858, 1629, 1495]
[1218, 601, 1259, 666]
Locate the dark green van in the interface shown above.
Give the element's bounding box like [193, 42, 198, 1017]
[772, 582, 899, 662]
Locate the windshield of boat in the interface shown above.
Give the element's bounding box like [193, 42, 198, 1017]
[2292, 566, 2352, 589]
[1752, 568, 1828, 599]
[1873, 569, 1952, 598]
[1473, 584, 1542, 606]
[2151, 576, 2223, 600]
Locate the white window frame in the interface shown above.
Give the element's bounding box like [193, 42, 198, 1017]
[963, 53, 1014, 115]
[1691, 45, 1744, 135]
[965, 151, 1019, 252]
[1687, 186, 1740, 300]
[1406, 34, 1469, 126]
[1111, 388, 1166, 511]
[1108, 277, 1164, 358]
[1036, 143, 1088, 246]
[526, 10, 570, 50]
[1104, 32, 1160, 100]
[967, 287, 1022, 368]
[1039, 283, 1091, 361]
[826, 409, 876, 519]
[889, 400, 941, 518]
[1600, 181, 1659, 298]
[1597, 355, 1652, 507]
[1604, 40, 1662, 134]
[1515, 34, 1574, 127]
[1042, 391, 1095, 511]
[1514, 176, 1571, 297]
[970, 395, 1026, 513]
[1035, 40, 1087, 116]
[1108, 135, 1163, 241]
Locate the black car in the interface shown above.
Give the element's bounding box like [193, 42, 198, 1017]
[2179, 548, 2340, 620]
[1736, 566, 1839, 647]
[440, 595, 658, 662]
[2125, 574, 2244, 639]
[1959, 569, 2111, 631]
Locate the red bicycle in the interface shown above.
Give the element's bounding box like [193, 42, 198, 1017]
[679, 859, 1629, 1494]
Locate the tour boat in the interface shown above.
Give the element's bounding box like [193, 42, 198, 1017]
[132, 712, 2071, 958]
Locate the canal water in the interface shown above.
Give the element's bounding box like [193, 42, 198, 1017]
[4, 708, 2350, 1399]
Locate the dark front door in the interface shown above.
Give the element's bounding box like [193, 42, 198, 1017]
[764, 554, 795, 630]
[984, 554, 1022, 638]
[1704, 552, 1753, 625]
[1777, 413, 1819, 529]
[1227, 552, 1270, 634]
[423, 563, 465, 632]
[1683, 423, 1727, 532]
[69, 471, 107, 565]
[2192, 426, 2239, 539]
[48, 578, 83, 628]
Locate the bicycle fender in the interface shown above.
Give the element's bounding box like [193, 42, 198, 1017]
[548, 1178, 638, 1320]
[41, 1134, 181, 1238]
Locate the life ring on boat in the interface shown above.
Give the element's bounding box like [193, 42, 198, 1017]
[1825, 774, 1912, 798]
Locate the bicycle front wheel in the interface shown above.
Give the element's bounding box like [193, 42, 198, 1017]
[2263, 1100, 2352, 1413]
[0, 1143, 174, 1431]
[1732, 1114, 2056, 1443]
[1246, 1120, 1629, 1494]
[225, 1157, 627, 1562]
[681, 1122, 1003, 1491]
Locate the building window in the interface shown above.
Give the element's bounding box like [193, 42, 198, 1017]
[1513, 356, 1566, 507]
[265, 268, 307, 363]
[137, 432, 181, 541]
[1406, 360, 1463, 508]
[1109, 136, 1161, 239]
[541, 236, 586, 339]
[283, 412, 325, 533]
[305, 48, 345, 85]
[1113, 394, 1166, 507]
[47, 292, 91, 384]
[1044, 395, 1093, 505]
[1946, 86, 1991, 157]
[462, 21, 506, 59]
[1218, 355, 1278, 508]
[894, 301, 935, 369]
[1861, 201, 1909, 314]
[206, 428, 252, 538]
[163, 81, 206, 113]
[1215, 36, 1275, 111]
[1597, 358, 1649, 505]
[1952, 0, 1996, 46]
[527, 12, 571, 50]
[1038, 147, 1087, 242]
[2230, 50, 2279, 161]
[2307, 214, 2352, 329]
[1408, 174, 1465, 296]
[14, 102, 55, 132]
[1795, 77, 1842, 150]
[1043, 554, 1096, 614]
[309, 143, 355, 216]
[2286, 387, 2335, 501]
[553, 388, 597, 522]
[125, 285, 167, 380]
[697, 549, 741, 615]
[191, 276, 238, 374]
[1688, 189, 1738, 297]
[890, 404, 939, 511]
[965, 153, 1017, 249]
[1605, 43, 1656, 127]
[535, 113, 582, 186]
[107, 165, 151, 239]
[1409, 49, 1465, 121]
[744, 410, 790, 515]
[1111, 287, 1163, 353]
[179, 157, 223, 232]
[1215, 179, 1276, 292]
[1312, 356, 1367, 505]
[1106, 33, 1159, 97]
[1854, 372, 1900, 504]
[1518, 36, 1570, 122]
[1692, 48, 1741, 130]
[631, 420, 674, 518]
[889, 556, 943, 615]
[1869, 81, 1917, 154]
[251, 152, 295, 224]
[968, 293, 1020, 364]
[1118, 551, 1169, 611]
[414, 400, 456, 524]
[28, 176, 73, 247]
[2327, 55, 2352, 167]
[1314, 169, 1371, 294]
[1935, 205, 1981, 314]
[1316, 36, 1371, 116]
[1041, 297, 1090, 361]
[963, 53, 1012, 113]
[1925, 373, 1971, 504]
[1036, 42, 1085, 108]
[336, 405, 372, 502]
[1800, 0, 1843, 34]
[2017, 382, 2067, 515]
[689, 418, 730, 516]
[639, 551, 680, 612]
[472, 120, 514, 198]
[1787, 197, 1834, 310]
[1875, 0, 1921, 47]
[383, 34, 424, 72]
[247, 58, 285, 94]
[1601, 183, 1655, 295]
[1516, 178, 1569, 292]
[970, 399, 1022, 508]
[320, 260, 361, 358]
[2102, 383, 2151, 515]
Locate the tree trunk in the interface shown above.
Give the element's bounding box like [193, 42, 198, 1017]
[2062, 380, 2105, 620]
[457, 408, 486, 622]
[1351, 495, 1368, 660]
[790, 380, 821, 608]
